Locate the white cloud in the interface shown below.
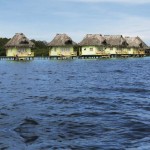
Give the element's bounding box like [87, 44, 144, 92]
[62, 15, 150, 45]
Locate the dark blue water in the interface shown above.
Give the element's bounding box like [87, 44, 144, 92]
[0, 58, 150, 150]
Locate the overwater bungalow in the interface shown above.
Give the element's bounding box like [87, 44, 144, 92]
[5, 33, 34, 60]
[79, 34, 108, 58]
[124, 36, 148, 57]
[104, 35, 128, 57]
[48, 34, 77, 59]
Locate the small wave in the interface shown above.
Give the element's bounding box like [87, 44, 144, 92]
[113, 69, 125, 74]
[115, 87, 150, 94]
[14, 118, 39, 144]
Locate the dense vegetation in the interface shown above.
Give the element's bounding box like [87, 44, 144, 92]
[0, 38, 49, 56]
[0, 38, 10, 56]
[31, 40, 49, 57]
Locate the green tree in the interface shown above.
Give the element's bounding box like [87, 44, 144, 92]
[0, 38, 10, 56]
[31, 40, 49, 57]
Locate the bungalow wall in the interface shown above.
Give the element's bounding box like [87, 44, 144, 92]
[115, 48, 143, 55]
[49, 46, 76, 56]
[81, 46, 107, 56]
[105, 47, 132, 55]
[6, 48, 33, 57]
[118, 48, 128, 55]
[105, 47, 117, 55]
[132, 48, 145, 55]
[124, 48, 133, 55]
[81, 46, 97, 55]
[131, 48, 137, 54]
[139, 49, 145, 55]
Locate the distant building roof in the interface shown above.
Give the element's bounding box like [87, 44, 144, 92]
[79, 34, 106, 46]
[48, 34, 77, 46]
[104, 35, 127, 46]
[125, 36, 148, 48]
[5, 33, 34, 48]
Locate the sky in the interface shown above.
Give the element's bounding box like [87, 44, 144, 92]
[0, 0, 150, 45]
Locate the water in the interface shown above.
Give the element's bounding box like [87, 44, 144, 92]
[0, 58, 150, 150]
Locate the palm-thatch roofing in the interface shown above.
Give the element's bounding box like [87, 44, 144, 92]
[125, 36, 148, 48]
[104, 35, 127, 47]
[79, 34, 106, 46]
[48, 34, 77, 46]
[5, 33, 34, 48]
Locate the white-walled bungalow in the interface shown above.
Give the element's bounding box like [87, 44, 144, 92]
[79, 34, 108, 58]
[104, 35, 128, 57]
[5, 33, 34, 60]
[124, 36, 148, 56]
[48, 34, 77, 59]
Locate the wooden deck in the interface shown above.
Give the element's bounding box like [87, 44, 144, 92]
[49, 56, 78, 60]
[0, 54, 146, 61]
[0, 56, 34, 60]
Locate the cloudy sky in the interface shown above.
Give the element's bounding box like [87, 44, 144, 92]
[0, 0, 150, 44]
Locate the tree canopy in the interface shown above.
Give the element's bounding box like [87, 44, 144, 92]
[31, 39, 49, 57]
[0, 38, 10, 56]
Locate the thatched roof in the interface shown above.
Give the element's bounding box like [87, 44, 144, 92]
[5, 33, 34, 48]
[104, 35, 127, 46]
[48, 34, 77, 46]
[125, 36, 148, 48]
[79, 34, 106, 46]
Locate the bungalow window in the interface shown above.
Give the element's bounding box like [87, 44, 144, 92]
[99, 47, 104, 51]
[54, 48, 57, 52]
[18, 49, 22, 53]
[84, 48, 86, 51]
[110, 47, 113, 50]
[66, 48, 70, 51]
[18, 48, 26, 53]
[90, 48, 93, 51]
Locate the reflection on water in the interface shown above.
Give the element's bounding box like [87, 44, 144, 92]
[0, 58, 150, 149]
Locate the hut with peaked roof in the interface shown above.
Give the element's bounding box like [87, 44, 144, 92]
[124, 36, 148, 56]
[79, 34, 108, 57]
[104, 35, 128, 56]
[5, 33, 34, 59]
[48, 34, 77, 59]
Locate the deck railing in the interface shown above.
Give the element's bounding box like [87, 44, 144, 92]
[17, 52, 34, 57]
[49, 50, 145, 57]
[49, 51, 77, 56]
[96, 51, 110, 55]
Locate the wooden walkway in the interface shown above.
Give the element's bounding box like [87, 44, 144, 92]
[0, 56, 34, 60]
[0, 54, 146, 61]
